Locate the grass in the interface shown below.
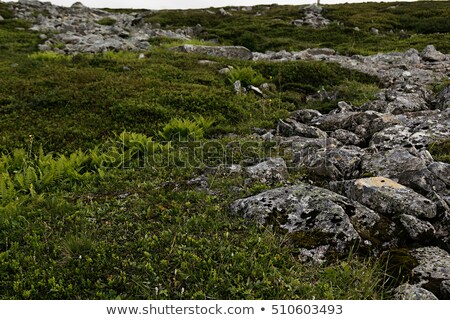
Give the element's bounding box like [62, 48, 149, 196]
[2, 1, 446, 299]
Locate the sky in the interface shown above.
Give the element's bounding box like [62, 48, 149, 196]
[6, 0, 418, 10]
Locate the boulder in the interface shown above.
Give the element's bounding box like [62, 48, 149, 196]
[277, 118, 327, 139]
[393, 284, 438, 300]
[330, 177, 437, 219]
[330, 129, 362, 146]
[410, 246, 450, 298]
[289, 109, 322, 123]
[171, 45, 253, 60]
[361, 149, 427, 179]
[421, 45, 446, 62]
[230, 184, 363, 254]
[299, 145, 365, 180]
[398, 214, 435, 242]
[434, 84, 450, 110]
[244, 158, 288, 183]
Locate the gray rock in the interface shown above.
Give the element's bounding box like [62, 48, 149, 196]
[330, 129, 362, 146]
[428, 162, 450, 187]
[244, 158, 288, 183]
[230, 183, 361, 254]
[171, 45, 253, 60]
[277, 118, 327, 139]
[434, 84, 450, 110]
[219, 8, 232, 16]
[393, 284, 438, 300]
[0, 15, 4, 21]
[330, 177, 437, 219]
[421, 45, 446, 62]
[233, 80, 241, 94]
[290, 109, 322, 123]
[410, 246, 450, 297]
[370, 28, 379, 35]
[399, 214, 435, 242]
[361, 149, 427, 179]
[440, 280, 450, 299]
[300, 146, 365, 180]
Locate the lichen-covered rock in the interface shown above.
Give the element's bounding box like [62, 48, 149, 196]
[171, 45, 253, 60]
[399, 214, 435, 242]
[361, 149, 427, 179]
[300, 146, 365, 180]
[330, 129, 362, 146]
[277, 118, 327, 139]
[393, 283, 438, 300]
[410, 246, 450, 298]
[230, 184, 362, 254]
[434, 84, 450, 110]
[244, 158, 288, 183]
[289, 109, 322, 124]
[440, 280, 450, 299]
[330, 177, 437, 219]
[421, 45, 446, 62]
[428, 162, 450, 187]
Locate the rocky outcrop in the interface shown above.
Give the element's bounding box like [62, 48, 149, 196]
[171, 45, 253, 60]
[6, 1, 204, 53]
[292, 4, 330, 29]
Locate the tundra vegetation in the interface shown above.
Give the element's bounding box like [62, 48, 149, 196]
[0, 1, 449, 299]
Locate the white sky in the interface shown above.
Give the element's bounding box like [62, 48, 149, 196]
[5, 0, 418, 10]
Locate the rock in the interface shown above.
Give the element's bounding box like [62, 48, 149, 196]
[330, 129, 362, 146]
[361, 149, 427, 179]
[305, 48, 335, 56]
[428, 162, 450, 187]
[244, 158, 288, 183]
[398, 214, 435, 242]
[218, 67, 231, 74]
[277, 118, 327, 139]
[397, 168, 449, 197]
[233, 80, 241, 94]
[441, 280, 450, 299]
[248, 85, 265, 97]
[434, 84, 450, 110]
[71, 2, 87, 9]
[330, 177, 437, 219]
[393, 284, 438, 300]
[290, 109, 322, 124]
[300, 146, 365, 180]
[219, 8, 232, 16]
[410, 246, 450, 298]
[187, 175, 209, 189]
[421, 45, 446, 62]
[230, 183, 362, 254]
[171, 45, 253, 60]
[370, 28, 379, 35]
[0, 15, 4, 21]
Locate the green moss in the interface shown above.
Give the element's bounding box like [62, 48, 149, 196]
[96, 18, 117, 26]
[429, 139, 450, 164]
[380, 248, 418, 287]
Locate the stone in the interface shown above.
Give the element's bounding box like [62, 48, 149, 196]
[428, 162, 450, 187]
[230, 183, 362, 254]
[171, 45, 253, 60]
[0, 15, 4, 21]
[440, 280, 450, 299]
[421, 45, 446, 62]
[360, 149, 427, 179]
[244, 158, 288, 183]
[330, 177, 437, 219]
[398, 214, 435, 242]
[410, 246, 450, 298]
[290, 109, 322, 124]
[300, 146, 365, 180]
[434, 84, 450, 110]
[219, 8, 232, 16]
[330, 129, 362, 146]
[277, 118, 327, 139]
[370, 28, 379, 35]
[393, 284, 438, 300]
